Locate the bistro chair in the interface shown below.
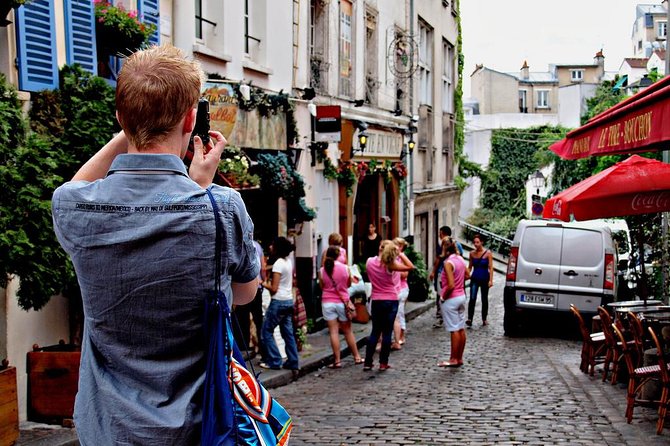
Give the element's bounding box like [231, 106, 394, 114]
[570, 304, 605, 376]
[612, 323, 661, 425]
[626, 311, 647, 368]
[597, 306, 624, 384]
[648, 327, 670, 435]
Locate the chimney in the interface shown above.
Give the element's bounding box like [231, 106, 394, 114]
[520, 60, 529, 80]
[594, 49, 605, 80]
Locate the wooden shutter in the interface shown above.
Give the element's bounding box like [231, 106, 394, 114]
[138, 0, 160, 46]
[15, 0, 58, 91]
[64, 0, 97, 75]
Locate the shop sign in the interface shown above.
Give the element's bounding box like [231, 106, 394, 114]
[314, 105, 341, 143]
[362, 130, 403, 158]
[202, 81, 287, 150]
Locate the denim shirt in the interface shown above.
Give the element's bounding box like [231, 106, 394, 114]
[52, 154, 259, 445]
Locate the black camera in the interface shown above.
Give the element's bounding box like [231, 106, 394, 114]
[191, 98, 210, 146]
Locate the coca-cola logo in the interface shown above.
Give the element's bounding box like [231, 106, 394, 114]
[631, 192, 670, 212]
[552, 199, 562, 216]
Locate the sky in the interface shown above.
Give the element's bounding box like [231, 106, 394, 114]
[459, 0, 662, 97]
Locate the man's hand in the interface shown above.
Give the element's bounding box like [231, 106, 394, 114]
[189, 131, 226, 188]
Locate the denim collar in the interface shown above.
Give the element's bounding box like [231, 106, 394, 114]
[107, 154, 189, 177]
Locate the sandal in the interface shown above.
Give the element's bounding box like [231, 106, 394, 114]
[354, 357, 364, 365]
[327, 362, 342, 369]
[437, 360, 460, 368]
[391, 343, 402, 351]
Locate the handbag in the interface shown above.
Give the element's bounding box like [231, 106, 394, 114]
[202, 189, 292, 446]
[329, 275, 355, 320]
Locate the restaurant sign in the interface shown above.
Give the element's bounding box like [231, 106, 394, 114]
[202, 82, 287, 150]
[356, 130, 403, 158]
[549, 81, 670, 160]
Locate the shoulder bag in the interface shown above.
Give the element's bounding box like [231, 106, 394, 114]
[202, 189, 292, 446]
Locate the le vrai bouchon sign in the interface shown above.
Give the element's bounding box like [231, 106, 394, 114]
[202, 81, 287, 150]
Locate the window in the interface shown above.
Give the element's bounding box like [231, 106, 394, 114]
[364, 10, 379, 105]
[442, 40, 454, 113]
[244, 0, 266, 63]
[518, 90, 527, 113]
[536, 90, 549, 108]
[15, 1, 58, 91]
[570, 69, 584, 82]
[310, 0, 329, 93]
[418, 20, 433, 106]
[339, 0, 353, 97]
[659, 21, 667, 39]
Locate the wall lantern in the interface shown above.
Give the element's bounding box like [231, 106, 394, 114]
[530, 169, 545, 194]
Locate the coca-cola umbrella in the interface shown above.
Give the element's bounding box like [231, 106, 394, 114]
[543, 154, 670, 301]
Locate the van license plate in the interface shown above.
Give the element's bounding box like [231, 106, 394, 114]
[520, 294, 554, 304]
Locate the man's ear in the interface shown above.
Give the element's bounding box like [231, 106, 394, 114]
[183, 108, 197, 135]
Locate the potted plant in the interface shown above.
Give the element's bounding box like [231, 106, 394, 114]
[94, 0, 156, 57]
[218, 146, 260, 189]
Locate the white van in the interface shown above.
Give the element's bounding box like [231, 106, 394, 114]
[504, 219, 618, 336]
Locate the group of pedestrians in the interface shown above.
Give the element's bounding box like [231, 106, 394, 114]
[429, 226, 495, 368]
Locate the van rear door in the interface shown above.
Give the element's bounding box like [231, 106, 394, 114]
[516, 225, 563, 308]
[557, 227, 604, 312]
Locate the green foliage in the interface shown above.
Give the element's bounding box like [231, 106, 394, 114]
[453, 0, 468, 189]
[581, 79, 625, 124]
[463, 208, 516, 256]
[0, 75, 77, 310]
[404, 243, 430, 302]
[481, 126, 560, 219]
[256, 152, 316, 223]
[0, 66, 117, 311]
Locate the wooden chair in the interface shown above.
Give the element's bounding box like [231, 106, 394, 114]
[612, 323, 661, 425]
[570, 304, 605, 376]
[626, 311, 646, 368]
[648, 327, 670, 435]
[597, 306, 624, 383]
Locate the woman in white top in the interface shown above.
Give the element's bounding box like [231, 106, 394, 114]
[260, 237, 300, 371]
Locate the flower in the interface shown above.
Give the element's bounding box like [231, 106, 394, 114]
[217, 146, 260, 188]
[94, 1, 157, 56]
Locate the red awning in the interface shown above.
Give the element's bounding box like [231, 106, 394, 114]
[542, 155, 670, 221]
[549, 75, 670, 160]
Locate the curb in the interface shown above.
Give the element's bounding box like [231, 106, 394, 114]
[261, 299, 435, 389]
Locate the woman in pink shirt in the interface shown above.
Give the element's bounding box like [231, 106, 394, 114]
[364, 240, 413, 371]
[438, 238, 470, 368]
[319, 246, 363, 368]
[392, 237, 411, 349]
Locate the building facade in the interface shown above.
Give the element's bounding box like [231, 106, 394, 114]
[470, 52, 607, 128]
[631, 3, 667, 58]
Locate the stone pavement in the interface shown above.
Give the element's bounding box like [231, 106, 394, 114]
[271, 271, 670, 445]
[14, 296, 434, 445]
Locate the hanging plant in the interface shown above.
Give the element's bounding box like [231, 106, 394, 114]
[217, 146, 260, 189]
[94, 0, 156, 57]
[322, 157, 338, 180]
[256, 152, 317, 223]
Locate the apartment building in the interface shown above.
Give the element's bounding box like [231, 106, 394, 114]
[631, 3, 668, 58]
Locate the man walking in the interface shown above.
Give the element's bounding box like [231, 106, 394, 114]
[52, 45, 259, 445]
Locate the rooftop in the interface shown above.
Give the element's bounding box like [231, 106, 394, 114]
[623, 57, 650, 68]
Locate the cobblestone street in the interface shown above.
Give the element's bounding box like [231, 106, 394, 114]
[272, 272, 670, 445]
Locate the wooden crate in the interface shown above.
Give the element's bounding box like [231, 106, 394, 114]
[27, 345, 81, 424]
[0, 365, 19, 446]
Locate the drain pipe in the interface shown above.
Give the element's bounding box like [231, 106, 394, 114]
[408, 0, 415, 239]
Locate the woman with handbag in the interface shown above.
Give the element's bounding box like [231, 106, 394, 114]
[364, 240, 414, 371]
[437, 238, 470, 368]
[319, 246, 363, 368]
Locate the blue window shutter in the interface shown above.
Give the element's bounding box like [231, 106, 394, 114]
[138, 0, 160, 46]
[64, 0, 97, 75]
[15, 0, 58, 91]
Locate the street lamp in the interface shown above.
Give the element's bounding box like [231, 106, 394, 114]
[530, 170, 545, 195]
